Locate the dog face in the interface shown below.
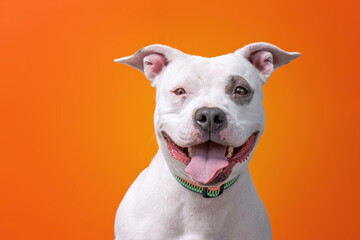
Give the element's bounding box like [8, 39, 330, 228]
[115, 43, 300, 186]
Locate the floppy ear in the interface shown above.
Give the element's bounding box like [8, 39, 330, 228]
[235, 42, 301, 83]
[114, 44, 182, 82]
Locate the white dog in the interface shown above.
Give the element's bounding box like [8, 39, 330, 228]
[113, 43, 300, 240]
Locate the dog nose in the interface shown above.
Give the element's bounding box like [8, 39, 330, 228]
[194, 107, 227, 133]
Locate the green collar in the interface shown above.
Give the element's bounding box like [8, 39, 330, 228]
[171, 171, 239, 198]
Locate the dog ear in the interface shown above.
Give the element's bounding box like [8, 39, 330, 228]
[236, 42, 301, 83]
[114, 44, 182, 83]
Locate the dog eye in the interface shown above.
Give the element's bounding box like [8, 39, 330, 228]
[234, 86, 248, 95]
[173, 88, 186, 96]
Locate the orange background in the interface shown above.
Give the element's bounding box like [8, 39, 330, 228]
[1, 0, 359, 239]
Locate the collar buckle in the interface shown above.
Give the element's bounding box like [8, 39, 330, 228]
[202, 187, 208, 198]
[202, 184, 225, 198]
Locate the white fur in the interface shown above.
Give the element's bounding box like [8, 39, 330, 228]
[114, 43, 300, 240]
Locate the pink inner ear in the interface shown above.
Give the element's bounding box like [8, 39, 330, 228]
[249, 51, 274, 78]
[143, 53, 168, 79]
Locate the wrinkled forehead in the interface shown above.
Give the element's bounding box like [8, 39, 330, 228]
[158, 54, 262, 90]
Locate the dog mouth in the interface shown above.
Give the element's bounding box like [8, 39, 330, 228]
[162, 131, 259, 185]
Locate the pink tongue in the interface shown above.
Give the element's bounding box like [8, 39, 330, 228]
[185, 142, 228, 184]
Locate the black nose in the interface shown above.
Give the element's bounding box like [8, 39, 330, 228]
[194, 107, 227, 133]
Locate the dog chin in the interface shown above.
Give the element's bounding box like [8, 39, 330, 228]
[161, 131, 259, 185]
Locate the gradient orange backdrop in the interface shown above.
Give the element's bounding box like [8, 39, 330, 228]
[1, 0, 359, 239]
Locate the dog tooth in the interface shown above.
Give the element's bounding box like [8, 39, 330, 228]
[188, 147, 192, 157]
[226, 147, 234, 158]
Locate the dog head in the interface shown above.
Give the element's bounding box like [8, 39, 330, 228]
[115, 43, 300, 187]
